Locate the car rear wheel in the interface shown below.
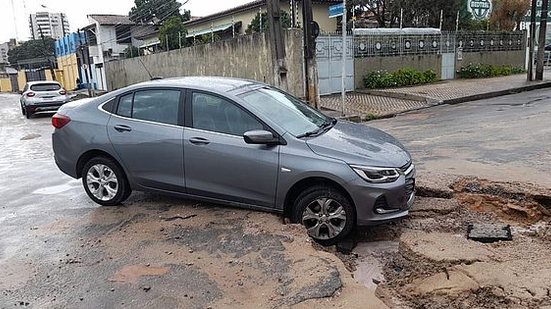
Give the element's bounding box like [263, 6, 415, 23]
[292, 186, 355, 246]
[82, 157, 131, 206]
[25, 107, 32, 119]
[21, 104, 25, 115]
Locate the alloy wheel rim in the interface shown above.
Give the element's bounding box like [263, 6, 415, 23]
[86, 164, 119, 201]
[302, 198, 347, 240]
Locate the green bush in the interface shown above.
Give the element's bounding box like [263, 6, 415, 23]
[363, 68, 438, 89]
[457, 64, 525, 79]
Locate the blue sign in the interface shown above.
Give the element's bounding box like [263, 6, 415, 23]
[329, 3, 344, 18]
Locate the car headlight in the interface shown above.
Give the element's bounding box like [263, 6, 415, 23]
[350, 165, 401, 183]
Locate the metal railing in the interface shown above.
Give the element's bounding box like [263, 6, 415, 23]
[353, 31, 526, 58]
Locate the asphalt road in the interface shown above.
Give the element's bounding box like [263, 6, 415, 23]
[369, 89, 551, 187]
[1, 89, 549, 308]
[0, 94, 384, 308]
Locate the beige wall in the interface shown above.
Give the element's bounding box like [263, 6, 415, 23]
[456, 50, 525, 72]
[0, 78, 11, 92]
[17, 71, 26, 91]
[105, 30, 305, 98]
[354, 55, 442, 89]
[186, 2, 337, 36]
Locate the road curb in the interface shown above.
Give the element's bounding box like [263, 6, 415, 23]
[364, 81, 551, 121]
[441, 81, 551, 105]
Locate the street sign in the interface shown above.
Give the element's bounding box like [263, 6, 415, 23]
[329, 3, 344, 18]
[467, 0, 492, 20]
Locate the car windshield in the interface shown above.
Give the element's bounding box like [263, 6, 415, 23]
[30, 83, 61, 92]
[238, 87, 330, 137]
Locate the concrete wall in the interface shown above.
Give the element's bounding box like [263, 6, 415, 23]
[456, 50, 525, 71]
[105, 30, 305, 97]
[354, 55, 442, 89]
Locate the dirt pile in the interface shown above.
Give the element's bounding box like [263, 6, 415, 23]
[369, 176, 551, 309]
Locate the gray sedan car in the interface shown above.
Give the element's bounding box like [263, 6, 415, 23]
[20, 81, 69, 118]
[52, 77, 415, 245]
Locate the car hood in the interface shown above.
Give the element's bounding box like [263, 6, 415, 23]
[306, 121, 411, 168]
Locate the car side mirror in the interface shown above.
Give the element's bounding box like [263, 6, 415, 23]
[243, 130, 280, 145]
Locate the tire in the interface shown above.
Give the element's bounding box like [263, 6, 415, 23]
[82, 157, 131, 206]
[21, 104, 25, 115]
[25, 108, 32, 119]
[292, 185, 356, 246]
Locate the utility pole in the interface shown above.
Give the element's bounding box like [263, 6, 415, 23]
[528, 0, 537, 81]
[341, 0, 347, 116]
[536, 0, 548, 80]
[39, 25, 57, 82]
[302, 0, 320, 107]
[267, 0, 288, 91]
[78, 28, 93, 97]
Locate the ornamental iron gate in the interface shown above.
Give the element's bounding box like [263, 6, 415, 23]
[316, 35, 354, 96]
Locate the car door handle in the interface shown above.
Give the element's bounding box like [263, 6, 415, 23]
[114, 125, 132, 132]
[189, 137, 210, 145]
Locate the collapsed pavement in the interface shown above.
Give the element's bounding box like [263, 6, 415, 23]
[347, 173, 551, 309]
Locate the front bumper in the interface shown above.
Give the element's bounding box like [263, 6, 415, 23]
[348, 165, 416, 226]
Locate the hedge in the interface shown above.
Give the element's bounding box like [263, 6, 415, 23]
[363, 68, 438, 89]
[457, 64, 525, 79]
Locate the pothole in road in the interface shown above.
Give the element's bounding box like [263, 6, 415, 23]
[417, 176, 551, 225]
[363, 176, 551, 309]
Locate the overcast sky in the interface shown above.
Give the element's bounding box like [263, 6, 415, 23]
[0, 0, 255, 42]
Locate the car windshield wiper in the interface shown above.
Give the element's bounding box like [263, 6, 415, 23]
[296, 118, 337, 138]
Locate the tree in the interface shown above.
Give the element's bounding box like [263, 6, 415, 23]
[129, 0, 190, 24]
[124, 46, 142, 58]
[7, 38, 55, 64]
[159, 16, 188, 50]
[489, 0, 530, 30]
[246, 11, 291, 34]
[193, 33, 221, 45]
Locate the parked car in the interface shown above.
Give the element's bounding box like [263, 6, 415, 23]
[20, 81, 69, 119]
[51, 77, 415, 245]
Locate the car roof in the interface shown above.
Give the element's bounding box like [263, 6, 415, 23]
[26, 81, 61, 86]
[131, 76, 265, 93]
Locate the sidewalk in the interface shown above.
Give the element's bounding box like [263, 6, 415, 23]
[320, 73, 551, 119]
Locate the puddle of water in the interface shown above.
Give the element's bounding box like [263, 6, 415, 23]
[353, 241, 399, 290]
[110, 265, 169, 283]
[32, 182, 80, 195]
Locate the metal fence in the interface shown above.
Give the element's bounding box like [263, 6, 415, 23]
[353, 31, 526, 58]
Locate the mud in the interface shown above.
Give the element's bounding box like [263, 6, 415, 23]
[363, 175, 551, 309]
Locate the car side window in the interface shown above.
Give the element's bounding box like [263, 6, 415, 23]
[192, 92, 263, 136]
[117, 94, 133, 118]
[132, 90, 180, 125]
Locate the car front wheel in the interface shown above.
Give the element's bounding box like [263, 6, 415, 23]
[82, 157, 131, 206]
[292, 186, 355, 246]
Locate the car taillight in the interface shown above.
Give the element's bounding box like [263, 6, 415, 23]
[52, 114, 71, 129]
[26, 92, 35, 97]
[59, 89, 66, 95]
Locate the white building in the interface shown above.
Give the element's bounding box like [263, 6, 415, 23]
[0, 39, 16, 64]
[84, 14, 136, 91]
[0, 42, 9, 64]
[29, 12, 71, 40]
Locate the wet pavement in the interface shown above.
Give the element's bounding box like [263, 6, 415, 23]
[2, 89, 550, 308]
[369, 89, 551, 187]
[0, 93, 386, 308]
